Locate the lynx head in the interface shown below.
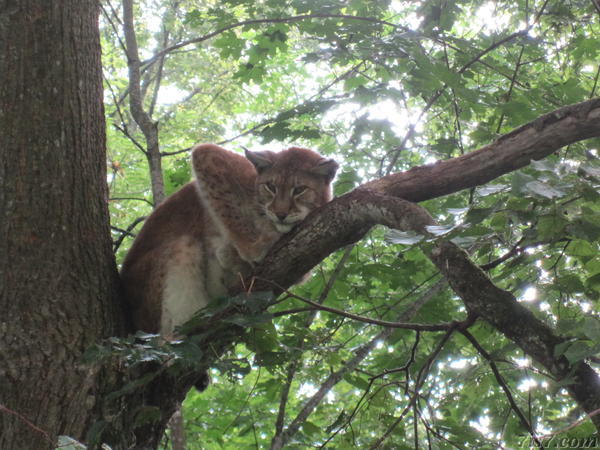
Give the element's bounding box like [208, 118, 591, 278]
[245, 147, 339, 233]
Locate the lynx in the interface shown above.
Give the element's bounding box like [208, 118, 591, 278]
[120, 144, 338, 338]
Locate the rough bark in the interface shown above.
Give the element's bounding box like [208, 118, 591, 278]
[168, 406, 187, 450]
[363, 97, 600, 200]
[1, 1, 599, 445]
[254, 98, 600, 285]
[259, 192, 600, 431]
[101, 98, 600, 446]
[427, 241, 600, 429]
[247, 99, 600, 431]
[0, 1, 123, 448]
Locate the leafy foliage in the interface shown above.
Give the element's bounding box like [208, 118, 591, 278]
[101, 0, 600, 447]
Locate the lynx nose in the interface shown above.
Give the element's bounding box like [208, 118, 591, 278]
[276, 212, 287, 221]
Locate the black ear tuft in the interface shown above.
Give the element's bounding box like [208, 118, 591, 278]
[245, 149, 275, 173]
[310, 158, 339, 182]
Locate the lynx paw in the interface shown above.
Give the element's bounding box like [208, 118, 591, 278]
[237, 231, 281, 264]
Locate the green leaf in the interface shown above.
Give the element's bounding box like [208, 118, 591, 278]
[566, 239, 597, 258]
[333, 169, 361, 195]
[511, 171, 537, 194]
[537, 214, 567, 240]
[580, 164, 600, 179]
[226, 312, 273, 327]
[464, 207, 495, 225]
[343, 374, 370, 390]
[57, 436, 89, 450]
[554, 340, 575, 358]
[385, 229, 425, 245]
[524, 180, 566, 199]
[588, 273, 600, 295]
[450, 236, 478, 247]
[476, 184, 508, 196]
[245, 321, 278, 353]
[583, 317, 600, 342]
[302, 421, 322, 436]
[556, 274, 585, 293]
[567, 219, 600, 241]
[425, 224, 458, 236]
[563, 341, 596, 364]
[244, 291, 276, 313]
[344, 75, 369, 90]
[530, 159, 556, 172]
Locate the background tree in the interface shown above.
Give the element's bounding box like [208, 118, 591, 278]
[1, 0, 599, 448]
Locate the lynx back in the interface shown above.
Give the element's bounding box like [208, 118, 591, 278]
[120, 144, 338, 338]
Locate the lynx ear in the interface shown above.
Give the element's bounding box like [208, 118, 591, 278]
[310, 158, 339, 182]
[245, 149, 275, 172]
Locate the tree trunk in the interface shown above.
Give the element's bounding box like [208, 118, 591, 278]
[2, 1, 600, 447]
[122, 0, 166, 206]
[0, 2, 123, 448]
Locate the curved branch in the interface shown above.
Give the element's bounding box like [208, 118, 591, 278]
[367, 97, 600, 201]
[255, 190, 600, 429]
[248, 100, 600, 431]
[255, 98, 600, 289]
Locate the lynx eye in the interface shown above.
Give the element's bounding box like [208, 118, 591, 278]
[264, 182, 277, 194]
[292, 185, 307, 196]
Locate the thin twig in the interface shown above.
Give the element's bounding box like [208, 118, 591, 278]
[461, 329, 543, 448]
[110, 196, 154, 207]
[268, 282, 462, 332]
[141, 14, 396, 68]
[385, 28, 529, 173]
[368, 325, 459, 449]
[0, 404, 54, 445]
[112, 216, 147, 252]
[100, 3, 127, 55]
[222, 367, 262, 435]
[271, 247, 353, 444]
[271, 307, 316, 317]
[147, 27, 170, 119]
[496, 45, 525, 134]
[284, 279, 452, 449]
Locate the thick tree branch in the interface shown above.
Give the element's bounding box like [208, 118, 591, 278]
[254, 192, 600, 430]
[254, 98, 600, 287]
[108, 99, 600, 445]
[368, 97, 600, 201]
[249, 98, 600, 432]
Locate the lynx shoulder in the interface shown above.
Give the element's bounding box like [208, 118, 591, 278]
[120, 144, 338, 336]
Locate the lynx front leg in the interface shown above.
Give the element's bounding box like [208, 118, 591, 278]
[192, 144, 281, 263]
